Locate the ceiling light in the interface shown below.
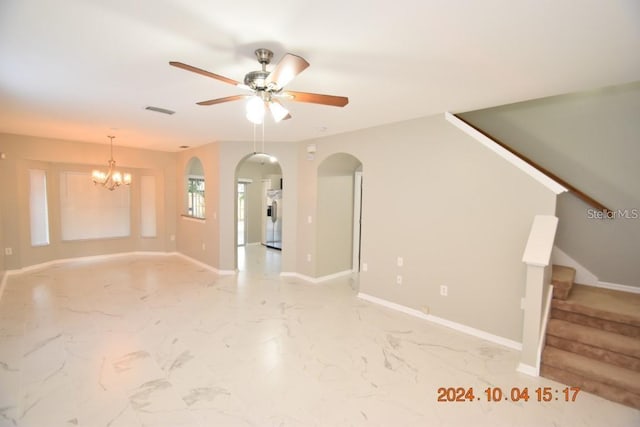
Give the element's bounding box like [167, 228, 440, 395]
[246, 96, 265, 124]
[92, 136, 131, 191]
[269, 100, 289, 123]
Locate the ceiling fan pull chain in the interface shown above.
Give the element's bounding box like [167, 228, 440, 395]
[253, 123, 257, 154]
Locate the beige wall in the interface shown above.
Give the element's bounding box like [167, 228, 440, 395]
[460, 81, 640, 287]
[0, 133, 177, 270]
[296, 114, 557, 342]
[1, 112, 559, 343]
[181, 140, 298, 272]
[315, 153, 362, 277]
[175, 144, 221, 268]
[316, 175, 354, 276]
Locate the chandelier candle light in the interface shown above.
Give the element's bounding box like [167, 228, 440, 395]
[92, 136, 131, 191]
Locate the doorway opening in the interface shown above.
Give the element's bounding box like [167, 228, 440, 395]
[316, 153, 363, 277]
[235, 153, 283, 273]
[237, 182, 247, 246]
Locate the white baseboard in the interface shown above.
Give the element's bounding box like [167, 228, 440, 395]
[357, 292, 522, 351]
[4, 251, 174, 276]
[552, 246, 639, 293]
[3, 251, 236, 279]
[592, 281, 640, 294]
[172, 252, 236, 275]
[517, 363, 538, 377]
[0, 271, 8, 301]
[280, 269, 352, 284]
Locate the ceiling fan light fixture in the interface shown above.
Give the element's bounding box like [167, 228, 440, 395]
[246, 96, 265, 124]
[269, 101, 289, 123]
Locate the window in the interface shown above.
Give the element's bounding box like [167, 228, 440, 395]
[29, 169, 50, 246]
[60, 171, 130, 240]
[185, 157, 205, 219]
[187, 177, 205, 218]
[140, 175, 156, 237]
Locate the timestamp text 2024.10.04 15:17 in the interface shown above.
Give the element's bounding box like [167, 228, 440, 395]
[437, 386, 581, 403]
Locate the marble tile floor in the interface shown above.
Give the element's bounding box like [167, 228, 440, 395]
[0, 252, 638, 427]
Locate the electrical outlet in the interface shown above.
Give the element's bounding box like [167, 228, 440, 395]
[307, 215, 312, 224]
[397, 257, 403, 267]
[440, 285, 448, 296]
[396, 275, 402, 285]
[4, 247, 12, 256]
[201, 243, 206, 251]
[170, 234, 175, 241]
[362, 263, 368, 272]
[307, 253, 311, 262]
[520, 297, 525, 310]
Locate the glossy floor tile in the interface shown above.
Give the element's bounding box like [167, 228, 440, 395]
[0, 249, 638, 426]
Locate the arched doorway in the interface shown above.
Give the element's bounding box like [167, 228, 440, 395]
[235, 153, 283, 274]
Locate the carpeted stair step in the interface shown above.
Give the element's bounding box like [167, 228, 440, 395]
[547, 319, 640, 359]
[550, 307, 640, 338]
[551, 284, 640, 327]
[540, 364, 640, 409]
[551, 265, 575, 300]
[542, 346, 640, 396]
[545, 319, 640, 371]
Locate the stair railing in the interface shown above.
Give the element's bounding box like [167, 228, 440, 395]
[519, 215, 559, 376]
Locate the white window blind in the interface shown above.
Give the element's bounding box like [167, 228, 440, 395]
[140, 175, 156, 237]
[29, 169, 50, 246]
[60, 171, 130, 240]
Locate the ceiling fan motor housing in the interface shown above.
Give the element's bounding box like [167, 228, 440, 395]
[244, 70, 270, 90]
[254, 48, 273, 65]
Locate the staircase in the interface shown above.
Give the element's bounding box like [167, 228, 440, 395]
[540, 265, 640, 409]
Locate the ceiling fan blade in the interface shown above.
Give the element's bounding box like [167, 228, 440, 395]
[197, 95, 249, 106]
[266, 54, 310, 88]
[169, 61, 242, 86]
[283, 90, 349, 107]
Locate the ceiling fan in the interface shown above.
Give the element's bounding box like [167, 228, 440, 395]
[170, 48, 349, 124]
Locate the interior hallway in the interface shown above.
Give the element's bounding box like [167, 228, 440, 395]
[0, 254, 638, 426]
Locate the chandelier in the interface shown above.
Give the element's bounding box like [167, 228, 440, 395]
[91, 136, 131, 191]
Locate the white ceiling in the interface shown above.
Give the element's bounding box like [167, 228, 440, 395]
[1, 0, 639, 152]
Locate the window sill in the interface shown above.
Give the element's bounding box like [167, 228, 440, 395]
[181, 215, 206, 224]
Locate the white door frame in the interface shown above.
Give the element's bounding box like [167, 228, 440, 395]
[352, 171, 363, 272]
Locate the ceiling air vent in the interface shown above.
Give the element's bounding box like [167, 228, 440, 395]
[145, 106, 175, 115]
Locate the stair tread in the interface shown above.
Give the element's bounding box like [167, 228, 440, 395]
[550, 308, 640, 338]
[541, 364, 640, 409]
[542, 346, 640, 394]
[551, 265, 576, 284]
[552, 284, 640, 327]
[547, 318, 640, 358]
